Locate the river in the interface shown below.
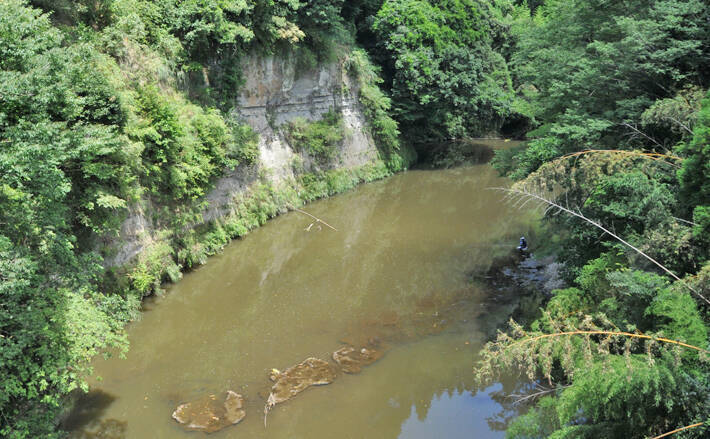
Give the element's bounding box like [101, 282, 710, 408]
[67, 140, 538, 438]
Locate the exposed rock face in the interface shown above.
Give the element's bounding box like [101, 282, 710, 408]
[266, 357, 337, 409]
[204, 55, 378, 222]
[332, 346, 383, 374]
[235, 55, 377, 179]
[107, 53, 380, 267]
[102, 203, 154, 269]
[172, 391, 245, 433]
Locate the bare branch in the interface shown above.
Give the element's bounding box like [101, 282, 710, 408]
[507, 383, 571, 405]
[667, 117, 694, 136]
[673, 216, 698, 227]
[621, 122, 664, 149]
[292, 208, 338, 231]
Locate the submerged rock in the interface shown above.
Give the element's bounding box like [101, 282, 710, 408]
[266, 357, 337, 408]
[332, 346, 383, 374]
[172, 390, 245, 433]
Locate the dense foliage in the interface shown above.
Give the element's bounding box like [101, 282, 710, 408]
[371, 0, 516, 144]
[0, 4, 134, 436]
[497, 0, 710, 178]
[2, 0, 709, 437]
[481, 1, 710, 438]
[0, 0, 349, 436]
[0, 0, 420, 435]
[346, 48, 413, 171]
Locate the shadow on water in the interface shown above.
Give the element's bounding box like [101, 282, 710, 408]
[416, 138, 522, 169]
[62, 390, 126, 439]
[68, 420, 127, 439]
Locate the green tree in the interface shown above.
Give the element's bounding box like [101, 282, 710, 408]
[677, 91, 710, 264]
[0, 3, 135, 436]
[477, 258, 709, 439]
[503, 0, 710, 176]
[153, 0, 256, 59]
[678, 91, 710, 208]
[296, 0, 348, 59]
[372, 0, 515, 144]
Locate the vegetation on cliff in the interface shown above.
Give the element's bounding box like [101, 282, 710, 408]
[0, 1, 403, 436]
[283, 111, 345, 166]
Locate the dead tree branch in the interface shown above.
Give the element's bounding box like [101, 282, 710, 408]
[292, 208, 338, 231]
[673, 216, 698, 227]
[621, 122, 664, 149]
[668, 117, 694, 136]
[507, 383, 571, 406]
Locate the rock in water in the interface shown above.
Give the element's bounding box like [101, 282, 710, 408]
[266, 357, 337, 408]
[332, 346, 383, 373]
[172, 390, 245, 433]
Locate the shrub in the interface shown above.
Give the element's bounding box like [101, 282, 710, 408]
[283, 111, 344, 166]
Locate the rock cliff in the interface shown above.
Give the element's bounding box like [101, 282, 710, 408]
[105, 53, 380, 268]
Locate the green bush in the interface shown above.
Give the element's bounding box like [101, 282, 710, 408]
[229, 118, 260, 165]
[346, 48, 415, 171]
[283, 110, 344, 165]
[371, 0, 515, 144]
[129, 85, 250, 202]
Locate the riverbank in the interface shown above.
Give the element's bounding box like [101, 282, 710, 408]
[99, 48, 415, 300]
[66, 158, 542, 438]
[105, 160, 399, 296]
[51, 48, 416, 433]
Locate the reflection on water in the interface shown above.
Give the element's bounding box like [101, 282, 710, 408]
[63, 390, 126, 439]
[399, 385, 504, 439]
[424, 138, 521, 168]
[68, 154, 536, 438]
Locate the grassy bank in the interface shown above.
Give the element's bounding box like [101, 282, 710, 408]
[109, 159, 402, 299]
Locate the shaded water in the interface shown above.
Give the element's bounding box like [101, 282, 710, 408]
[68, 142, 536, 438]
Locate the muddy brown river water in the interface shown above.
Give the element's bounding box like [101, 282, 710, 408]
[67, 141, 538, 438]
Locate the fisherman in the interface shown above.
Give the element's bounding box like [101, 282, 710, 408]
[517, 236, 528, 252]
